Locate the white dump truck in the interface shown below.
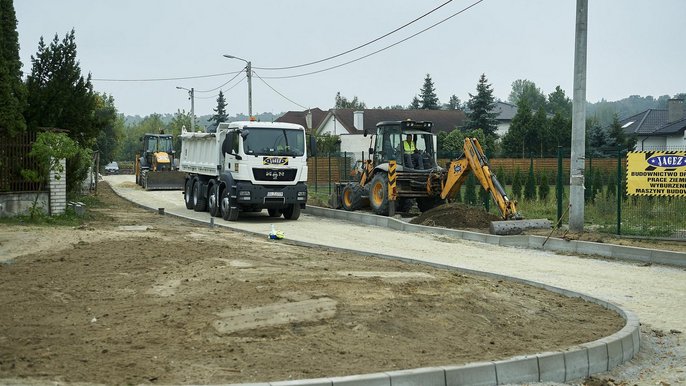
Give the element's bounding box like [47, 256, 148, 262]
[179, 121, 314, 221]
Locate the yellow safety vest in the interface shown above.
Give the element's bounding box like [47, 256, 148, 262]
[403, 141, 416, 154]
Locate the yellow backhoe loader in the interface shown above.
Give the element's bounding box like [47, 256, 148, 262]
[135, 133, 185, 190]
[330, 120, 550, 235]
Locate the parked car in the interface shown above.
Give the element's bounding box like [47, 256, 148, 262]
[104, 161, 119, 174]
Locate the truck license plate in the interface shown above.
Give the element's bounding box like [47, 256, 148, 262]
[267, 191, 284, 197]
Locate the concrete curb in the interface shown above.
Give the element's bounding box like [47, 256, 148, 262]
[304, 206, 686, 268]
[106, 184, 641, 385]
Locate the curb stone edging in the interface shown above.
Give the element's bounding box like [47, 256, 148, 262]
[106, 184, 641, 386]
[304, 205, 686, 268]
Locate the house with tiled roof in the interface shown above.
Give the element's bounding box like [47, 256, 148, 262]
[274, 108, 327, 133]
[619, 98, 686, 150]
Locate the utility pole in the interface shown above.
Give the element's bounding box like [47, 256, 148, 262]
[224, 54, 252, 118]
[176, 86, 195, 131]
[569, 0, 588, 232]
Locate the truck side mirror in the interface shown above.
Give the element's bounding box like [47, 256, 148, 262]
[369, 147, 374, 155]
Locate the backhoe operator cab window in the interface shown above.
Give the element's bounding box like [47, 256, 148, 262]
[374, 121, 435, 167]
[243, 128, 305, 157]
[147, 136, 174, 153]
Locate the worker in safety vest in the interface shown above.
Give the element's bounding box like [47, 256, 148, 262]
[402, 134, 423, 169]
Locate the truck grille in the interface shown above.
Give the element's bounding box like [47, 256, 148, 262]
[253, 168, 297, 182]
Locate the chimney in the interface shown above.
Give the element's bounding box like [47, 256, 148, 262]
[353, 110, 364, 132]
[668, 98, 685, 122]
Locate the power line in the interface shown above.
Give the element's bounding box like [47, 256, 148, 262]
[92, 70, 242, 82]
[194, 69, 244, 93]
[252, 71, 308, 110]
[194, 75, 247, 100]
[259, 0, 484, 80]
[252, 0, 453, 71]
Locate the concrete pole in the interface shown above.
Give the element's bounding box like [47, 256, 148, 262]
[569, 0, 588, 232]
[246, 61, 253, 118]
[190, 87, 195, 131]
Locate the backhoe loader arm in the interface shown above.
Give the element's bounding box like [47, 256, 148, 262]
[440, 138, 522, 220]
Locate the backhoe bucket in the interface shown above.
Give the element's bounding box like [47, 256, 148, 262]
[489, 219, 552, 236]
[141, 171, 186, 191]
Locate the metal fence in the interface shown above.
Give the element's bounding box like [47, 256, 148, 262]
[308, 146, 686, 240]
[0, 131, 42, 192]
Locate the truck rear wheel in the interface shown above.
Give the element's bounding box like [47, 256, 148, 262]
[184, 178, 194, 210]
[192, 179, 207, 212]
[283, 204, 301, 220]
[208, 184, 221, 217]
[220, 187, 239, 221]
[369, 173, 389, 215]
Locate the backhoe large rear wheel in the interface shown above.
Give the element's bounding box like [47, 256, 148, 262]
[369, 173, 389, 215]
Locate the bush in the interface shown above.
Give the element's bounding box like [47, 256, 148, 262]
[511, 168, 523, 199]
[464, 173, 477, 205]
[524, 162, 537, 201]
[538, 172, 550, 201]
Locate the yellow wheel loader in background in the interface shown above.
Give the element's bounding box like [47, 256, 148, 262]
[135, 133, 186, 190]
[330, 120, 550, 235]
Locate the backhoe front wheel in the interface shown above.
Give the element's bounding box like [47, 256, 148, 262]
[369, 173, 389, 215]
[342, 183, 364, 211]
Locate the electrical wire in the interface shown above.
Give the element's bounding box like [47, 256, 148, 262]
[252, 71, 308, 110]
[194, 75, 247, 100]
[259, 0, 483, 80]
[194, 69, 245, 93]
[92, 70, 243, 82]
[252, 0, 453, 71]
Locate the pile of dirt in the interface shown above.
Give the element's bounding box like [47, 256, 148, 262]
[410, 202, 501, 231]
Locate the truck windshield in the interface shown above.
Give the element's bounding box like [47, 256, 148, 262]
[243, 128, 305, 156]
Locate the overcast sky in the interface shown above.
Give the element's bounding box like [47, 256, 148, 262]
[14, 0, 686, 118]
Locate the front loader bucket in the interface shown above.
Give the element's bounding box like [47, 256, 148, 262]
[142, 171, 186, 191]
[489, 219, 552, 236]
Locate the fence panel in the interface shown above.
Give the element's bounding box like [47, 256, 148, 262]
[0, 131, 42, 192]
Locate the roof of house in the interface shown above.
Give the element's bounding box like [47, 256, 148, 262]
[616, 106, 686, 138]
[493, 101, 518, 121]
[321, 108, 467, 135]
[274, 108, 327, 132]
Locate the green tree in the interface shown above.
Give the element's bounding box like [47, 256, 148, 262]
[445, 94, 462, 110]
[315, 133, 340, 155]
[607, 113, 626, 149]
[549, 111, 572, 149]
[334, 92, 366, 109]
[464, 173, 477, 205]
[92, 93, 123, 165]
[210, 90, 228, 126]
[117, 114, 166, 163]
[532, 106, 549, 156]
[0, 0, 27, 136]
[508, 79, 546, 112]
[524, 158, 537, 201]
[419, 73, 439, 110]
[25, 29, 100, 194]
[409, 96, 421, 109]
[511, 167, 523, 199]
[168, 109, 191, 154]
[464, 74, 498, 140]
[21, 131, 80, 217]
[538, 172, 550, 201]
[547, 85, 572, 117]
[501, 98, 533, 157]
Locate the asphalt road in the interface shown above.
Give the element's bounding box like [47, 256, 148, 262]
[104, 174, 686, 385]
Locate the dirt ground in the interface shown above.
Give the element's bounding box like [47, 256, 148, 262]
[0, 184, 627, 385]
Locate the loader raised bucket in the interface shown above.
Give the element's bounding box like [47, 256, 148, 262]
[489, 219, 552, 236]
[141, 171, 186, 191]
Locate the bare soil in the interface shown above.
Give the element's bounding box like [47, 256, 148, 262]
[0, 183, 625, 385]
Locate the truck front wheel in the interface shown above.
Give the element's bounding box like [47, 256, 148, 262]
[220, 187, 239, 221]
[283, 204, 301, 220]
[208, 184, 221, 217]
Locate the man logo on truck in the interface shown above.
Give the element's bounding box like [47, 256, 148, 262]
[263, 157, 289, 166]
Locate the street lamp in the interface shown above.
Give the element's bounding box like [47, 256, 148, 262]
[176, 86, 195, 131]
[223, 54, 252, 119]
